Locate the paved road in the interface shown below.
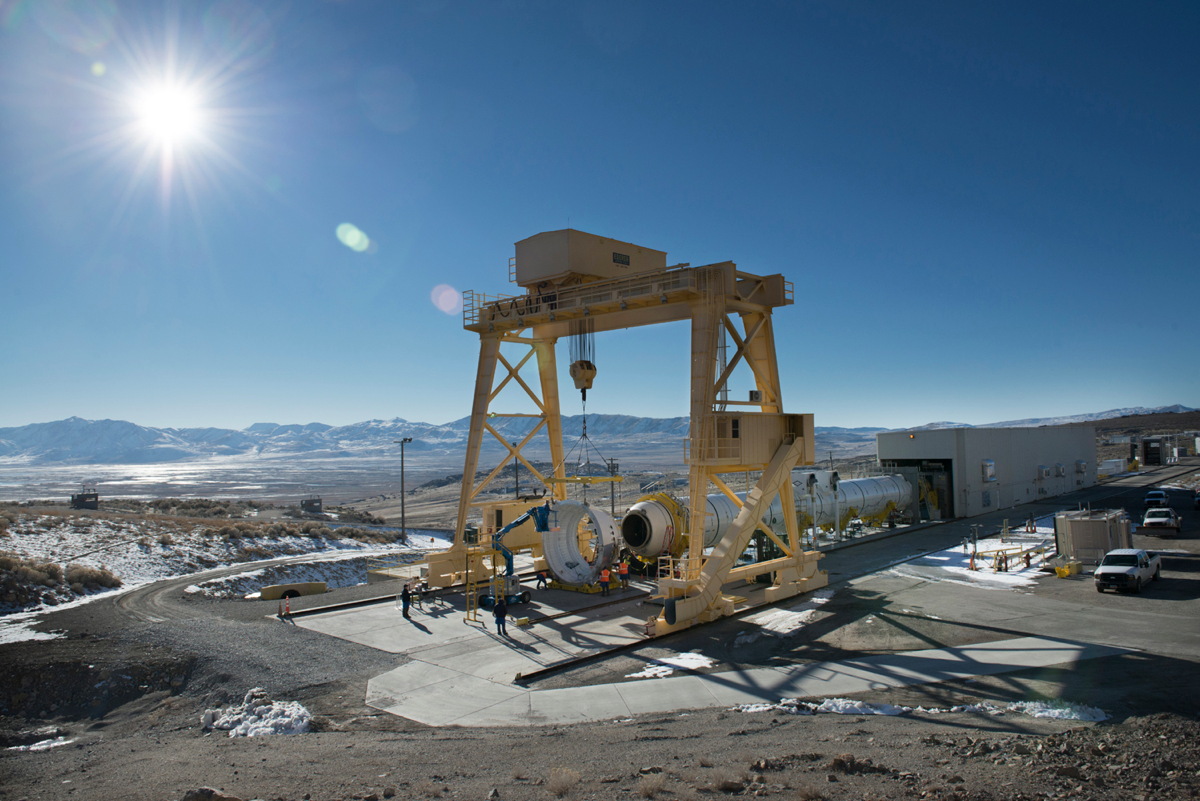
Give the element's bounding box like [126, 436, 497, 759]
[109, 550, 390, 624]
[819, 459, 1200, 663]
[110, 462, 1190, 657]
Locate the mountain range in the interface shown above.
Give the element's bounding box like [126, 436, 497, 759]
[0, 405, 1193, 466]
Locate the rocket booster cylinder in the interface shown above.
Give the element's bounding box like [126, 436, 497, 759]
[620, 471, 912, 559]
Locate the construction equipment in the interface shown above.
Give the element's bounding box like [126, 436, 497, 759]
[479, 504, 552, 607]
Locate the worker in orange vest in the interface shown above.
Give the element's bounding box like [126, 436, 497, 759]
[598, 567, 611, 596]
[618, 560, 629, 588]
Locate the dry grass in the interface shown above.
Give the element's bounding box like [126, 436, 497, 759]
[546, 767, 581, 798]
[0, 552, 63, 586]
[708, 768, 747, 793]
[637, 771, 666, 798]
[65, 563, 122, 590]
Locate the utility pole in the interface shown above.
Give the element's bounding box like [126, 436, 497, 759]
[607, 457, 619, 518]
[394, 438, 413, 538]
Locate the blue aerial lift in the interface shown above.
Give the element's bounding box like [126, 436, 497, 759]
[479, 503, 552, 608]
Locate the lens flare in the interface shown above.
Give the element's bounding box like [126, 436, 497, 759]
[336, 223, 371, 253]
[431, 284, 462, 315]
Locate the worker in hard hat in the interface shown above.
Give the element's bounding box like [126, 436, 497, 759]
[598, 567, 611, 596]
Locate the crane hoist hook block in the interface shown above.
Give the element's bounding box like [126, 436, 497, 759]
[569, 360, 597, 392]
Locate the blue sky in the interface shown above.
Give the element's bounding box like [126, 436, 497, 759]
[2, 0, 1196, 432]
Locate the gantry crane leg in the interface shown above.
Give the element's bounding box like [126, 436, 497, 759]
[423, 328, 568, 589]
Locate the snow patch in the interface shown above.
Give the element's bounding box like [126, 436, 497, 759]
[732, 588, 834, 648]
[6, 736, 75, 752]
[885, 523, 1055, 589]
[627, 651, 716, 678]
[0, 610, 65, 645]
[201, 688, 312, 737]
[734, 696, 1108, 721]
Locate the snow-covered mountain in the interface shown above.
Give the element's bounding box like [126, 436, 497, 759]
[976, 405, 1196, 428]
[0, 405, 1191, 466]
[900, 406, 1196, 431]
[0, 414, 693, 465]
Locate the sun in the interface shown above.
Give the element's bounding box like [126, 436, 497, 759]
[132, 81, 204, 146]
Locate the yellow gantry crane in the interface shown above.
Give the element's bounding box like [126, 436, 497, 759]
[420, 229, 827, 633]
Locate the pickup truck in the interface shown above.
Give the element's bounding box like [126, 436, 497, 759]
[1143, 489, 1170, 508]
[1094, 548, 1161, 593]
[1141, 507, 1182, 534]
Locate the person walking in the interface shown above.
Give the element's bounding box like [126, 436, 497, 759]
[618, 560, 629, 588]
[401, 582, 412, 619]
[493, 596, 508, 636]
[598, 567, 611, 596]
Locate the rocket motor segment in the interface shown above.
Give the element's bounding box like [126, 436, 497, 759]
[540, 500, 619, 585]
[620, 473, 913, 559]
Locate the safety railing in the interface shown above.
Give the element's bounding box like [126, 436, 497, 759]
[462, 266, 702, 328]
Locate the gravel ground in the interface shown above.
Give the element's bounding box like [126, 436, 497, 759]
[3, 476, 1199, 801]
[3, 566, 1198, 801]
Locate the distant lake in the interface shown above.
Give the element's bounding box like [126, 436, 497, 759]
[0, 454, 462, 504]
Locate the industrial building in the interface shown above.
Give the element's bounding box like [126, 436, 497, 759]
[877, 426, 1097, 519]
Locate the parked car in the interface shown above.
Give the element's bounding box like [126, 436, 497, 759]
[1194, 490, 1200, 510]
[1144, 489, 1170, 508]
[1141, 507, 1182, 534]
[1094, 548, 1161, 593]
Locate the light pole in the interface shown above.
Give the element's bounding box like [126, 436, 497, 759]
[394, 438, 413, 538]
[607, 457, 619, 518]
[512, 443, 519, 499]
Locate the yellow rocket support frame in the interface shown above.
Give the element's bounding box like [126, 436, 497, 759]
[426, 232, 827, 630]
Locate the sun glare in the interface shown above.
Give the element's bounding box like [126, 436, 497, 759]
[133, 82, 203, 145]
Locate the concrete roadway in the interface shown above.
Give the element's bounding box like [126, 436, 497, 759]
[292, 460, 1199, 727]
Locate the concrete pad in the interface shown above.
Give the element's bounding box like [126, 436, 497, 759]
[366, 658, 463, 700]
[525, 684, 632, 725]
[452, 690, 534, 727]
[413, 636, 543, 683]
[296, 581, 1130, 728]
[613, 675, 726, 716]
[367, 664, 526, 726]
[474, 636, 1125, 727]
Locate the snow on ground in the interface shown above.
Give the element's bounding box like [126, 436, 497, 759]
[0, 510, 453, 643]
[6, 736, 77, 752]
[201, 688, 311, 737]
[2, 513, 452, 591]
[184, 549, 416, 600]
[627, 652, 717, 678]
[734, 588, 834, 647]
[0, 608, 66, 644]
[733, 697, 1108, 721]
[884, 517, 1057, 589]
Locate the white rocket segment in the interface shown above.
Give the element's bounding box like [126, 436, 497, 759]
[620, 472, 912, 559]
[541, 500, 619, 585]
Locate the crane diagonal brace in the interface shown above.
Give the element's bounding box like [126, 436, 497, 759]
[663, 436, 806, 627]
